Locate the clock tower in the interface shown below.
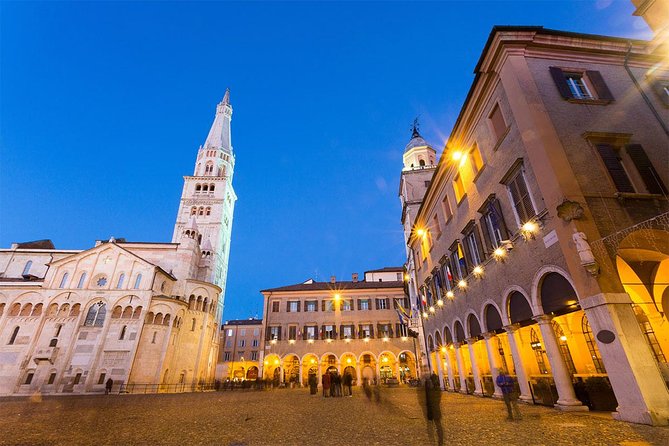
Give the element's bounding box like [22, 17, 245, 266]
[172, 90, 237, 304]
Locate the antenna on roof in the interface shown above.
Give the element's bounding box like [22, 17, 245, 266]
[411, 117, 421, 137]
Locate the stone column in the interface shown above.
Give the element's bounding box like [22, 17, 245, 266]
[435, 350, 445, 390]
[445, 348, 455, 391]
[467, 339, 484, 396]
[483, 332, 503, 398]
[582, 293, 669, 426]
[298, 363, 304, 386]
[454, 343, 467, 393]
[534, 315, 587, 411]
[356, 365, 362, 387]
[503, 324, 533, 402]
[279, 366, 284, 384]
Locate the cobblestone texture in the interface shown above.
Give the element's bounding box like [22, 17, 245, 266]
[0, 388, 666, 445]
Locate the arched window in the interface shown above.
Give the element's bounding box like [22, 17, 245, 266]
[77, 272, 87, 289]
[419, 159, 426, 166]
[205, 207, 211, 216]
[20, 304, 32, 316]
[9, 303, 21, 316]
[8, 326, 19, 345]
[84, 303, 106, 327]
[632, 304, 667, 363]
[582, 315, 606, 374]
[133, 274, 142, 289]
[22, 261, 33, 276]
[202, 184, 208, 192]
[530, 328, 549, 374]
[58, 272, 69, 289]
[195, 184, 201, 192]
[31, 303, 42, 316]
[49, 338, 58, 347]
[552, 320, 577, 375]
[151, 331, 157, 344]
[191, 207, 197, 216]
[119, 325, 127, 340]
[210, 184, 215, 192]
[198, 207, 204, 216]
[55, 324, 63, 337]
[70, 303, 81, 317]
[132, 306, 142, 319]
[191, 318, 196, 331]
[205, 162, 213, 174]
[116, 273, 125, 289]
[122, 306, 132, 318]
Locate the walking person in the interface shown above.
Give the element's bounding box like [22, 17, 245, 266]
[344, 372, 353, 397]
[105, 378, 114, 395]
[334, 372, 342, 397]
[496, 368, 522, 421]
[418, 369, 444, 445]
[322, 372, 330, 398]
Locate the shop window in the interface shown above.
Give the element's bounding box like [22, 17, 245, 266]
[582, 315, 606, 374]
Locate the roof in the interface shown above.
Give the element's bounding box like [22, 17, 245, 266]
[365, 266, 403, 273]
[261, 279, 404, 293]
[15, 240, 55, 249]
[405, 127, 432, 152]
[224, 318, 263, 326]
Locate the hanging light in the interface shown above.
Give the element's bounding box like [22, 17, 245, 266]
[493, 247, 507, 261]
[446, 291, 455, 300]
[473, 265, 484, 278]
[457, 279, 467, 290]
[429, 306, 435, 313]
[520, 220, 539, 240]
[437, 299, 444, 307]
[422, 311, 429, 319]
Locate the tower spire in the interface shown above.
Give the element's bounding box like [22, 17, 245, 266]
[204, 89, 233, 153]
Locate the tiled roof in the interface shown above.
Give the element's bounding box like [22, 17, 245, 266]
[365, 266, 403, 273]
[261, 280, 404, 293]
[224, 319, 263, 326]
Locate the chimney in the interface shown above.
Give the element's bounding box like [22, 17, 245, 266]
[352, 273, 359, 282]
[330, 275, 336, 284]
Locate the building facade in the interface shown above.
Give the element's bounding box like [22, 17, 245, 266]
[216, 318, 262, 381]
[259, 268, 419, 386]
[0, 95, 238, 395]
[402, 23, 669, 426]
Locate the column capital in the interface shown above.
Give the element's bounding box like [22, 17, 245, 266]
[533, 314, 553, 325]
[482, 331, 496, 340]
[453, 342, 462, 349]
[466, 338, 478, 346]
[503, 323, 521, 333]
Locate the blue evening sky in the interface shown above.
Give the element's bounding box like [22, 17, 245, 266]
[0, 1, 651, 321]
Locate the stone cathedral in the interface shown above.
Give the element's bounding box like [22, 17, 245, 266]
[0, 94, 237, 395]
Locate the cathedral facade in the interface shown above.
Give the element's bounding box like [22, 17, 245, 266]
[0, 94, 237, 395]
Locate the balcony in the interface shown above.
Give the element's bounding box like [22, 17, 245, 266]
[33, 347, 59, 364]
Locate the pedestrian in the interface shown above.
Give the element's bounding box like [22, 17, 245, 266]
[309, 374, 318, 395]
[322, 372, 330, 398]
[496, 368, 522, 421]
[329, 372, 336, 397]
[418, 369, 444, 445]
[105, 377, 114, 395]
[344, 372, 353, 397]
[362, 377, 372, 401]
[334, 372, 342, 397]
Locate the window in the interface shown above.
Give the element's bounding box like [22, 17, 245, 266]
[582, 315, 606, 374]
[397, 324, 409, 337]
[633, 305, 666, 363]
[191, 207, 197, 216]
[73, 373, 82, 385]
[225, 340, 232, 348]
[595, 143, 634, 193]
[322, 300, 334, 312]
[432, 214, 441, 240]
[595, 143, 668, 195]
[205, 207, 211, 216]
[253, 328, 259, 336]
[98, 373, 106, 385]
[505, 167, 536, 225]
[305, 301, 317, 312]
[462, 222, 484, 268]
[191, 318, 196, 331]
[361, 324, 372, 338]
[489, 103, 507, 141]
[240, 329, 246, 336]
[84, 303, 106, 327]
[22, 261, 32, 276]
[479, 197, 509, 251]
[58, 273, 69, 289]
[470, 143, 484, 176]
[226, 328, 233, 337]
[453, 174, 465, 203]
[116, 273, 125, 289]
[306, 326, 316, 340]
[48, 373, 57, 385]
[358, 299, 370, 311]
[323, 325, 335, 339]
[549, 67, 614, 102]
[394, 297, 409, 310]
[269, 326, 281, 341]
[442, 195, 453, 221]
[133, 274, 142, 289]
[25, 372, 34, 385]
[239, 339, 246, 347]
[237, 351, 245, 360]
[271, 301, 280, 312]
[224, 352, 231, 361]
[151, 332, 157, 344]
[288, 301, 299, 312]
[251, 351, 258, 360]
[378, 324, 392, 338]
[449, 241, 467, 281]
[252, 339, 259, 347]
[119, 325, 127, 340]
[288, 326, 297, 340]
[342, 325, 353, 339]
[376, 298, 389, 310]
[55, 324, 62, 337]
[77, 272, 87, 289]
[8, 326, 19, 345]
[342, 299, 353, 311]
[652, 79, 669, 107]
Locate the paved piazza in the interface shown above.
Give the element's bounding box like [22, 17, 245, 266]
[0, 388, 666, 445]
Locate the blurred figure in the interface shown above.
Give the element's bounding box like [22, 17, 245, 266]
[372, 380, 381, 403]
[363, 377, 372, 401]
[105, 378, 114, 395]
[496, 368, 522, 421]
[343, 372, 353, 397]
[308, 374, 318, 395]
[334, 372, 342, 397]
[322, 372, 331, 398]
[418, 369, 444, 445]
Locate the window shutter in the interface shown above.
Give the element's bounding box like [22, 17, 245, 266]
[339, 325, 344, 339]
[350, 325, 356, 339]
[473, 226, 486, 261]
[314, 301, 318, 312]
[265, 326, 270, 341]
[549, 67, 572, 99]
[278, 327, 282, 341]
[321, 300, 325, 312]
[297, 301, 301, 312]
[369, 325, 374, 338]
[480, 216, 493, 253]
[586, 70, 614, 101]
[396, 323, 401, 337]
[626, 144, 668, 195]
[596, 144, 635, 193]
[314, 326, 319, 340]
[492, 198, 509, 240]
[389, 324, 394, 338]
[332, 325, 337, 338]
[286, 301, 290, 312]
[358, 324, 363, 338]
[393, 298, 398, 309]
[375, 299, 379, 310]
[303, 325, 307, 339]
[461, 236, 474, 274]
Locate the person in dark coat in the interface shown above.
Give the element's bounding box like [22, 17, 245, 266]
[418, 371, 444, 445]
[333, 372, 342, 397]
[105, 378, 114, 395]
[309, 374, 318, 395]
[496, 368, 522, 420]
[343, 372, 353, 397]
[322, 372, 331, 398]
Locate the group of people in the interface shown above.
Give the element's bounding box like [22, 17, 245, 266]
[319, 370, 353, 397]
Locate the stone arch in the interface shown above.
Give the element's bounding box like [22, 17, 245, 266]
[47, 303, 59, 317]
[538, 271, 580, 316]
[506, 290, 534, 325]
[466, 312, 482, 339]
[112, 306, 123, 319]
[500, 285, 530, 324]
[530, 265, 578, 316]
[434, 331, 443, 348]
[19, 303, 33, 316]
[58, 303, 70, 317]
[427, 334, 434, 351]
[154, 313, 164, 325]
[122, 306, 133, 318]
[443, 325, 454, 344]
[357, 351, 377, 364]
[146, 312, 155, 324]
[453, 319, 466, 343]
[31, 303, 43, 316]
[482, 302, 505, 334]
[479, 299, 504, 332]
[70, 303, 81, 317]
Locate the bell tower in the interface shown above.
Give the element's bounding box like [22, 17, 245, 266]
[172, 90, 237, 304]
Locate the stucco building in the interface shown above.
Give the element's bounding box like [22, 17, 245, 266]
[0, 93, 238, 394]
[401, 17, 669, 425]
[216, 318, 262, 382]
[259, 268, 419, 386]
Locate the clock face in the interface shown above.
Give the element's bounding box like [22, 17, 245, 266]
[97, 277, 108, 287]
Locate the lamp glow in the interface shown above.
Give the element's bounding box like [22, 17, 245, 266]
[347, 358, 351, 364]
[437, 299, 444, 307]
[429, 306, 435, 313]
[521, 220, 539, 240]
[457, 280, 467, 289]
[452, 151, 463, 161]
[493, 247, 506, 260]
[422, 311, 429, 318]
[473, 265, 484, 277]
[560, 335, 568, 342]
[446, 291, 455, 299]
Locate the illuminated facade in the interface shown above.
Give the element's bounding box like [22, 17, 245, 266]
[0, 95, 237, 395]
[216, 318, 262, 381]
[259, 268, 419, 386]
[404, 23, 669, 426]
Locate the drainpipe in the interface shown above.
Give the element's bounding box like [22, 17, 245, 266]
[624, 42, 669, 136]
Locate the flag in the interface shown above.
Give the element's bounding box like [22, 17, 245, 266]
[446, 264, 453, 282]
[396, 308, 407, 324]
[457, 243, 467, 272]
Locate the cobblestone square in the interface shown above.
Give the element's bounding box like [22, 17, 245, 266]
[0, 388, 666, 446]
